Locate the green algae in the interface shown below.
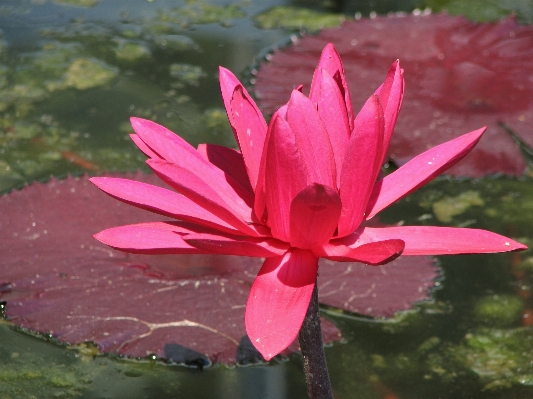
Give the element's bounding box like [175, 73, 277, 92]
[438, 328, 533, 390]
[432, 190, 484, 223]
[114, 41, 151, 63]
[154, 35, 198, 51]
[254, 6, 346, 32]
[157, 0, 246, 28]
[0, 342, 92, 398]
[423, 0, 533, 23]
[473, 295, 524, 327]
[169, 63, 206, 87]
[62, 58, 117, 90]
[52, 0, 99, 7]
[203, 108, 233, 137]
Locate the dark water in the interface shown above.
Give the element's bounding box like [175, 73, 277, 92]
[1, 0, 533, 398]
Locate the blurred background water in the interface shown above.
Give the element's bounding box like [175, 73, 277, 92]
[1, 0, 533, 398]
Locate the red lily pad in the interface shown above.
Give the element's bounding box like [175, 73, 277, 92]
[0, 174, 438, 364]
[253, 13, 533, 177]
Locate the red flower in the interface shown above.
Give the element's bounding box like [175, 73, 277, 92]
[91, 44, 526, 361]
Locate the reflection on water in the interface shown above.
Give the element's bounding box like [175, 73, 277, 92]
[1, 0, 533, 398]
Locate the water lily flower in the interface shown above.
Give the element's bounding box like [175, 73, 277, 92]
[90, 43, 526, 361]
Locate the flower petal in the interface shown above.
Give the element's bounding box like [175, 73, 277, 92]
[219, 67, 268, 190]
[185, 233, 289, 258]
[289, 184, 341, 249]
[313, 239, 404, 265]
[129, 134, 161, 159]
[366, 128, 485, 220]
[94, 222, 204, 254]
[90, 177, 239, 234]
[357, 226, 527, 255]
[310, 43, 354, 129]
[253, 105, 288, 224]
[338, 95, 384, 237]
[309, 68, 350, 186]
[286, 90, 336, 188]
[131, 117, 254, 212]
[147, 159, 259, 237]
[264, 115, 308, 242]
[229, 86, 268, 190]
[245, 249, 318, 361]
[374, 60, 404, 163]
[197, 143, 253, 194]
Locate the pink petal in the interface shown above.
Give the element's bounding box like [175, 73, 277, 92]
[264, 115, 308, 242]
[253, 105, 288, 224]
[147, 159, 259, 237]
[94, 222, 204, 254]
[289, 184, 341, 249]
[357, 226, 527, 255]
[310, 43, 354, 129]
[90, 177, 239, 234]
[229, 86, 268, 190]
[197, 143, 253, 194]
[374, 60, 404, 163]
[366, 128, 485, 220]
[337, 95, 384, 237]
[245, 248, 318, 361]
[219, 67, 268, 189]
[131, 118, 254, 212]
[309, 68, 350, 186]
[313, 239, 404, 265]
[185, 233, 289, 258]
[129, 134, 161, 159]
[286, 90, 336, 188]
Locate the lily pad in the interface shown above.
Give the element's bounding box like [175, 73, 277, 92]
[0, 174, 438, 364]
[252, 13, 533, 177]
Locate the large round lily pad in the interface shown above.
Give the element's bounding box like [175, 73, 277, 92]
[0, 174, 438, 364]
[253, 13, 533, 177]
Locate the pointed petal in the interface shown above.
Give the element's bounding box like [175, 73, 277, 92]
[286, 90, 336, 188]
[374, 60, 404, 163]
[197, 143, 253, 194]
[147, 159, 258, 237]
[310, 43, 354, 129]
[245, 249, 318, 361]
[264, 115, 308, 242]
[253, 105, 288, 223]
[358, 226, 527, 255]
[338, 95, 384, 237]
[309, 68, 350, 186]
[131, 117, 254, 211]
[313, 239, 404, 265]
[94, 222, 204, 254]
[219, 67, 268, 190]
[290, 184, 341, 249]
[129, 134, 161, 159]
[366, 128, 485, 220]
[90, 177, 239, 234]
[185, 233, 289, 258]
[229, 86, 268, 190]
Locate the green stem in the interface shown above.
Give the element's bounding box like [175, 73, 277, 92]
[298, 280, 334, 399]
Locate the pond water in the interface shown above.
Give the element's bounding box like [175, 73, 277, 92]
[1, 0, 533, 398]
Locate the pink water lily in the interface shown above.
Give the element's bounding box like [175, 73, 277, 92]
[91, 43, 526, 361]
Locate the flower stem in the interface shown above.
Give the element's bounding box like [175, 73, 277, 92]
[298, 280, 334, 399]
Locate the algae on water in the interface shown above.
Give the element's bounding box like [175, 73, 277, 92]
[254, 6, 346, 32]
